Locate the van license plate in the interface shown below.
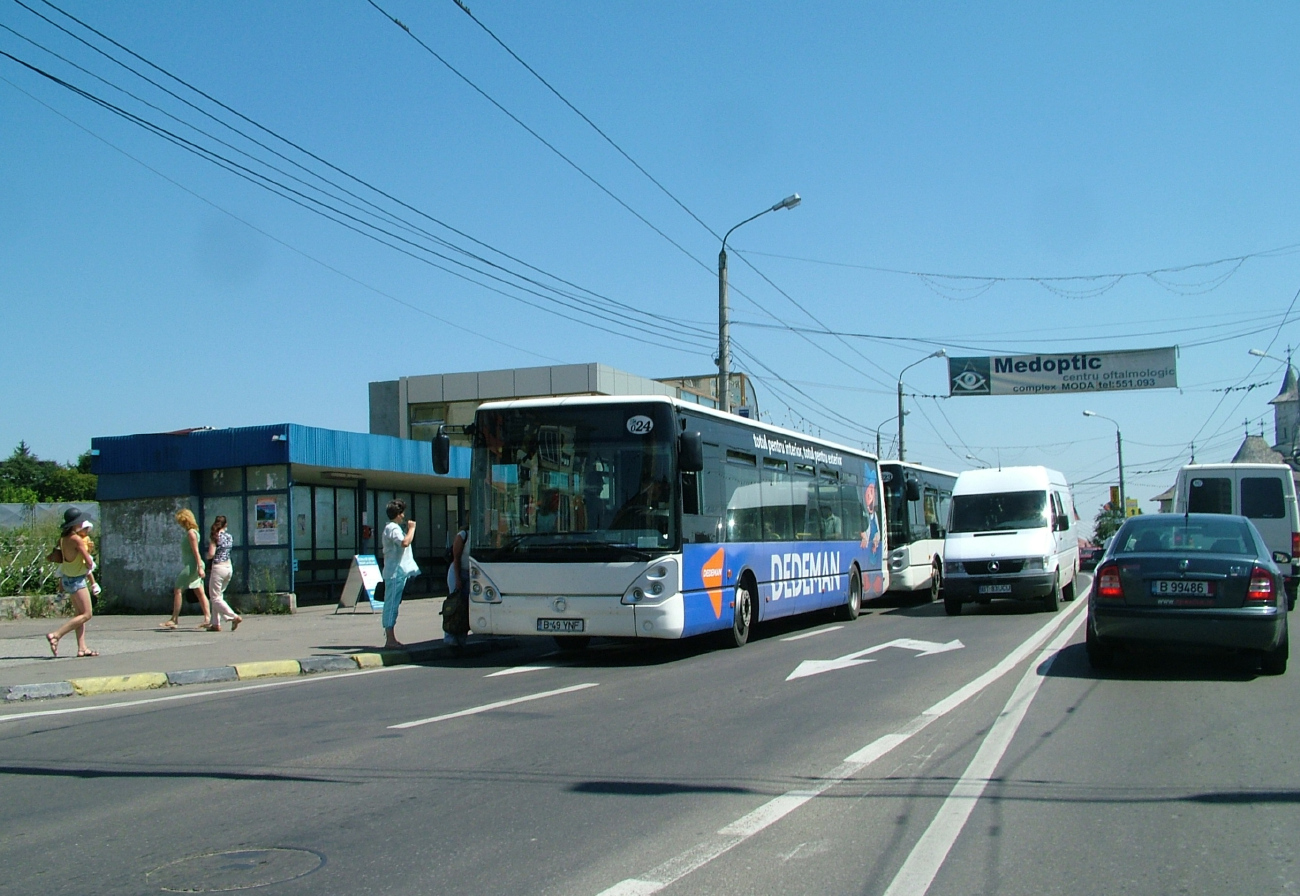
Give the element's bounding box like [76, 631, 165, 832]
[537, 618, 585, 633]
[1151, 580, 1211, 596]
[979, 584, 1012, 594]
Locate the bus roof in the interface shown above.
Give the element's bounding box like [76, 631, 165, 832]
[880, 460, 959, 478]
[474, 393, 877, 461]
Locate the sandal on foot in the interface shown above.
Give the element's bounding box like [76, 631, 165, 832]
[46, 633, 59, 657]
[159, 620, 177, 629]
[76, 649, 99, 657]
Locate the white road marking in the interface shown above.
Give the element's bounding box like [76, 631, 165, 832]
[787, 637, 965, 680]
[486, 665, 554, 677]
[596, 598, 1087, 896]
[0, 663, 418, 725]
[389, 682, 599, 729]
[780, 626, 844, 642]
[882, 608, 1087, 896]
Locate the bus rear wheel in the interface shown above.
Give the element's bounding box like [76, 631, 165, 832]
[727, 582, 754, 648]
[836, 568, 862, 621]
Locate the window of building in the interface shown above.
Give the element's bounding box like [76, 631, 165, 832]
[409, 403, 448, 442]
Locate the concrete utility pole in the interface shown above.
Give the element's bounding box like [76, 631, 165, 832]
[896, 350, 946, 461]
[718, 194, 800, 414]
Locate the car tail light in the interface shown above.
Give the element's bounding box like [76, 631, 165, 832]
[1246, 568, 1276, 605]
[1096, 562, 1123, 599]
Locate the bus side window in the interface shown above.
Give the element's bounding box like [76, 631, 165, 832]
[681, 471, 700, 515]
[839, 483, 865, 540]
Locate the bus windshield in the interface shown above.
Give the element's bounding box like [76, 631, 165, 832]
[471, 404, 678, 561]
[949, 490, 1047, 533]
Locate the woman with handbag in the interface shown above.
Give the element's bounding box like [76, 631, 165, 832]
[203, 515, 242, 632]
[381, 498, 419, 649]
[443, 515, 469, 650]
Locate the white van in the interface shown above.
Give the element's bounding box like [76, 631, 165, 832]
[1172, 463, 1299, 607]
[941, 466, 1079, 615]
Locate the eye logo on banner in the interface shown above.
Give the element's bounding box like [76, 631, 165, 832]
[950, 358, 991, 395]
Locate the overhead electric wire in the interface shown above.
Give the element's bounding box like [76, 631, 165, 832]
[16, 0, 714, 343]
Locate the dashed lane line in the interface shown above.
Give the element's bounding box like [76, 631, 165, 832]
[389, 682, 600, 729]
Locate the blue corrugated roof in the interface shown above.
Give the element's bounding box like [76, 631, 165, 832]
[92, 424, 468, 478]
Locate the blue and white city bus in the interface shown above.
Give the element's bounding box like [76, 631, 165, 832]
[880, 461, 957, 601]
[441, 395, 886, 649]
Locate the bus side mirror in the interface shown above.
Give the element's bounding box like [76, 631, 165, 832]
[905, 478, 921, 502]
[679, 432, 704, 473]
[432, 426, 451, 476]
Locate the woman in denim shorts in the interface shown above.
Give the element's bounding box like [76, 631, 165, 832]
[46, 507, 98, 657]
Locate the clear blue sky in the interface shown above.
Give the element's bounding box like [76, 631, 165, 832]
[4, 1, 1300, 535]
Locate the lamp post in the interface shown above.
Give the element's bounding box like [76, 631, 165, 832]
[718, 193, 801, 414]
[897, 349, 946, 461]
[874, 414, 897, 459]
[1083, 410, 1125, 520]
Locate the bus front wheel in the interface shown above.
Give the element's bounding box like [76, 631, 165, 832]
[727, 582, 754, 648]
[929, 561, 943, 602]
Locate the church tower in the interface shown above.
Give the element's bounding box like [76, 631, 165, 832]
[1270, 364, 1300, 465]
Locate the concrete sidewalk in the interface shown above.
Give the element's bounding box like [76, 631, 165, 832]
[0, 596, 489, 701]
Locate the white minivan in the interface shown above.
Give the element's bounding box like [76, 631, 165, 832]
[1173, 463, 1299, 607]
[942, 466, 1079, 615]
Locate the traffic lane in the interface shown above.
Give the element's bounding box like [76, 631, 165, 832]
[592, 601, 1088, 896]
[925, 635, 1300, 896]
[0, 598, 1081, 895]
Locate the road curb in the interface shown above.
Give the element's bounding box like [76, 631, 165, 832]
[2, 636, 517, 703]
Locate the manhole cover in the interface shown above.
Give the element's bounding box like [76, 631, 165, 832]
[146, 848, 325, 892]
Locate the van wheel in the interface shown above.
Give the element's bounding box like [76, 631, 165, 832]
[929, 561, 942, 602]
[727, 582, 754, 648]
[1042, 576, 1061, 612]
[1062, 577, 1076, 602]
[1261, 626, 1289, 676]
[944, 594, 962, 616]
[836, 568, 862, 621]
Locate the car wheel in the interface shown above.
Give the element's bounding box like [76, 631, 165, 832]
[1042, 576, 1061, 612]
[944, 594, 962, 616]
[1085, 616, 1114, 670]
[727, 581, 754, 648]
[836, 567, 862, 621]
[929, 561, 942, 602]
[554, 636, 591, 652]
[1261, 626, 1288, 676]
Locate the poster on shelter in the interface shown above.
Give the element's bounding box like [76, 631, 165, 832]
[948, 347, 1177, 397]
[255, 496, 279, 545]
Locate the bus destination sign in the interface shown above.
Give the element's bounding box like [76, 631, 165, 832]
[947, 346, 1178, 397]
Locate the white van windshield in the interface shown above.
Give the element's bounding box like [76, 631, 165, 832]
[950, 490, 1047, 533]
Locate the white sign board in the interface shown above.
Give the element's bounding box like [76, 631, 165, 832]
[948, 347, 1177, 397]
[336, 554, 384, 613]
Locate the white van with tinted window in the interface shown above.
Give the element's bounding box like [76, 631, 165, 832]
[942, 466, 1079, 615]
[1173, 463, 1299, 607]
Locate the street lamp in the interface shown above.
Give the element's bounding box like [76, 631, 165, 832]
[1083, 410, 1125, 520]
[897, 349, 946, 461]
[718, 193, 801, 414]
[874, 413, 897, 459]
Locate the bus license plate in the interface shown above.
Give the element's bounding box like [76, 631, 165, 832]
[537, 618, 585, 633]
[979, 584, 1012, 594]
[1151, 580, 1211, 596]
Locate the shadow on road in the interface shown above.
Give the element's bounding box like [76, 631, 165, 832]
[1044, 642, 1261, 682]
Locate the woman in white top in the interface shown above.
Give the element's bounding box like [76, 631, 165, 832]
[381, 498, 418, 649]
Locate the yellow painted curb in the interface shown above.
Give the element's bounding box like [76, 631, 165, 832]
[70, 672, 169, 696]
[352, 653, 384, 668]
[233, 660, 302, 680]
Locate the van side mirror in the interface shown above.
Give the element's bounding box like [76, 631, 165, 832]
[1274, 551, 1293, 565]
[905, 478, 921, 502]
[679, 432, 704, 473]
[432, 426, 451, 476]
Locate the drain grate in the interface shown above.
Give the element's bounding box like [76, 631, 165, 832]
[146, 848, 325, 892]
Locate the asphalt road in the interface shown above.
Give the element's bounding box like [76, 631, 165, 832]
[4, 573, 1298, 895]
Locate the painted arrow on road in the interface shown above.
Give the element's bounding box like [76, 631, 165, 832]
[786, 637, 965, 681]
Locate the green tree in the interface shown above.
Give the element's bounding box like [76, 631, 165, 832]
[0, 442, 97, 502]
[1093, 503, 1124, 542]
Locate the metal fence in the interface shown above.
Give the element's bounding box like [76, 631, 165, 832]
[0, 502, 99, 531]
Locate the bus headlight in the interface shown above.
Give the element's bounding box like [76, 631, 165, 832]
[651, 582, 663, 595]
[471, 582, 482, 595]
[632, 587, 644, 601]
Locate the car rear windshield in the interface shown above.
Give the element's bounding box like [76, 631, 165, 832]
[1114, 518, 1256, 555]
